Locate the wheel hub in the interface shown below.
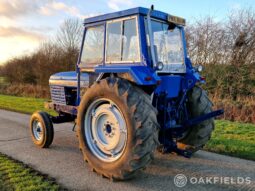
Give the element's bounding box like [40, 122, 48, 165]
[84, 99, 127, 162]
[105, 123, 112, 134]
[32, 121, 43, 141]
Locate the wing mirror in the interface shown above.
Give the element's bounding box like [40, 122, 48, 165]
[194, 65, 203, 72]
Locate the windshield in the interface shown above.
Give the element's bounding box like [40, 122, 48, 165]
[148, 20, 184, 66]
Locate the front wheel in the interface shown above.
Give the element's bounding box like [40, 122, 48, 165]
[77, 78, 159, 180]
[30, 111, 54, 148]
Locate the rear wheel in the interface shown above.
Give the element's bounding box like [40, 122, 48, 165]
[77, 77, 159, 180]
[30, 111, 54, 148]
[177, 86, 215, 153]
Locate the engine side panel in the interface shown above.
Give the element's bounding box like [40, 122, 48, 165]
[49, 71, 90, 107]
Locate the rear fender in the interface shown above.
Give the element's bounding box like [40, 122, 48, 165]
[95, 65, 160, 86]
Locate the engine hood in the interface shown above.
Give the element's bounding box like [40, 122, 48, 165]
[49, 71, 89, 87]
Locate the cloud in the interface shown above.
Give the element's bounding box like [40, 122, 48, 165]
[0, 36, 40, 64]
[107, 0, 135, 11]
[231, 3, 241, 10]
[0, 0, 40, 18]
[0, 26, 45, 41]
[39, 2, 81, 17]
[0, 26, 46, 64]
[0, 17, 16, 27]
[80, 13, 102, 19]
[27, 26, 55, 33]
[0, 0, 82, 19]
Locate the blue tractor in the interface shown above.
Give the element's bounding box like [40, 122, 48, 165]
[30, 6, 223, 180]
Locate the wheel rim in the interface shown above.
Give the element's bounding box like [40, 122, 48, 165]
[84, 99, 127, 162]
[32, 120, 43, 141]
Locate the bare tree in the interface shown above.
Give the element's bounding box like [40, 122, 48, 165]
[227, 8, 255, 66]
[55, 18, 83, 52]
[0, 65, 3, 76]
[186, 16, 228, 65]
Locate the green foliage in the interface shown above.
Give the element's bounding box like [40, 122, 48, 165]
[0, 94, 56, 115]
[0, 154, 60, 191]
[205, 120, 255, 161]
[0, 77, 8, 85]
[1, 49, 78, 86]
[202, 64, 255, 100]
[0, 84, 50, 99]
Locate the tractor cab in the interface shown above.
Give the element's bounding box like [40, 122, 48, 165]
[78, 7, 189, 83]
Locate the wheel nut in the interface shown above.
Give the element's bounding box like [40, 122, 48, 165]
[111, 150, 115, 156]
[121, 129, 127, 133]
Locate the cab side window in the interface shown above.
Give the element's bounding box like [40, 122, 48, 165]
[81, 25, 104, 66]
[106, 18, 140, 63]
[106, 21, 122, 61]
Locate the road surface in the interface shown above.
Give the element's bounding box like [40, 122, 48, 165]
[0, 109, 254, 191]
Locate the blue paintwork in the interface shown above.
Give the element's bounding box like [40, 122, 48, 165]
[155, 76, 183, 98]
[95, 65, 161, 85]
[84, 7, 175, 25]
[47, 7, 223, 157]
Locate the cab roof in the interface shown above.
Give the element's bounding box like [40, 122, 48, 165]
[84, 7, 184, 25]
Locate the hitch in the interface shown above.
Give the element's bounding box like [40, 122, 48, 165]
[159, 109, 224, 158]
[158, 140, 192, 158]
[184, 109, 224, 127]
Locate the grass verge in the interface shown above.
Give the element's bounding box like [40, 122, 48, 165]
[0, 94, 56, 116]
[205, 120, 255, 161]
[0, 153, 63, 191]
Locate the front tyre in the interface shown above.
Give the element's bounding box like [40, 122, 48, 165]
[77, 78, 159, 180]
[30, 111, 54, 148]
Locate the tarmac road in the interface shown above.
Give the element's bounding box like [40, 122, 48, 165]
[0, 109, 255, 191]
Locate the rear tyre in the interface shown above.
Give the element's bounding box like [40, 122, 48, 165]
[77, 77, 159, 180]
[30, 111, 54, 148]
[177, 86, 215, 153]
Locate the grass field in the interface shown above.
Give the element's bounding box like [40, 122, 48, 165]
[204, 120, 255, 161]
[0, 94, 254, 161]
[0, 94, 56, 116]
[0, 153, 61, 191]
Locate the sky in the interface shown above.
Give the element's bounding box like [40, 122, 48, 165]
[0, 0, 254, 65]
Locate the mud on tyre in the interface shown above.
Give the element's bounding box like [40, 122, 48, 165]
[178, 86, 215, 153]
[77, 77, 159, 180]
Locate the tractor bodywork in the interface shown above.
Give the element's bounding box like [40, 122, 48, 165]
[46, 7, 223, 157]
